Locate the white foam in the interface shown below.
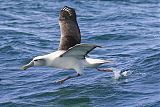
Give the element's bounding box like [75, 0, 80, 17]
[112, 68, 128, 80]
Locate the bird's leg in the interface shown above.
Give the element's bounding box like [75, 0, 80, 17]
[96, 68, 113, 72]
[55, 73, 81, 84]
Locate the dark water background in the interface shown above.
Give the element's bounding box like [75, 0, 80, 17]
[0, 0, 160, 107]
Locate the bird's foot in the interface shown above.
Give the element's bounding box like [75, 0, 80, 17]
[55, 79, 65, 84]
[55, 76, 72, 84]
[54, 74, 81, 84]
[96, 68, 113, 72]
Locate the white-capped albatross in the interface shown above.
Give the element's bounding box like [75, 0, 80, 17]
[22, 6, 113, 84]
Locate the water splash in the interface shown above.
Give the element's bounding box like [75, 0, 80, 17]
[111, 68, 129, 80]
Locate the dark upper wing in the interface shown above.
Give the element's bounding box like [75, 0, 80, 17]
[60, 44, 101, 59]
[58, 6, 81, 50]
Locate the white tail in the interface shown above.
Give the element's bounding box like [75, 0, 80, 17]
[84, 58, 112, 68]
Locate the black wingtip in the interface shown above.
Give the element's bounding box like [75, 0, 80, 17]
[96, 45, 102, 48]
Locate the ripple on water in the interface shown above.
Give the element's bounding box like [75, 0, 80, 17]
[0, 0, 160, 107]
[89, 34, 138, 41]
[0, 29, 36, 36]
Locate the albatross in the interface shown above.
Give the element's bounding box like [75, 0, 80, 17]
[22, 6, 113, 83]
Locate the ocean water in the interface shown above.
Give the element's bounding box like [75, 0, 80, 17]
[0, 0, 160, 107]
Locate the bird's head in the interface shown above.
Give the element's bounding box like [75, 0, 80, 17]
[21, 56, 46, 70]
[59, 6, 77, 21]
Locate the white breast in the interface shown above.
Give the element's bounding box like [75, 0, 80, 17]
[53, 57, 81, 69]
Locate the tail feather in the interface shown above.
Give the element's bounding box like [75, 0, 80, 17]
[85, 58, 112, 68]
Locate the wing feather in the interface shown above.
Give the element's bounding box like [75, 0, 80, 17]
[60, 44, 101, 59]
[58, 6, 81, 50]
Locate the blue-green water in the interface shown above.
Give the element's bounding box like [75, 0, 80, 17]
[0, 0, 160, 107]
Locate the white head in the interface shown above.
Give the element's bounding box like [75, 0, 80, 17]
[21, 56, 47, 70]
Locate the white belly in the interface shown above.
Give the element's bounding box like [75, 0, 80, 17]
[51, 57, 81, 69]
[50, 57, 107, 69]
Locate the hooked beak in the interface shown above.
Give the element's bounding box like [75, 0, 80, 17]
[21, 61, 34, 70]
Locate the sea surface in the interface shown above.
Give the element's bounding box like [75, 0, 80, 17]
[0, 0, 160, 107]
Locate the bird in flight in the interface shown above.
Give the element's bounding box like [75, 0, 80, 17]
[22, 6, 113, 84]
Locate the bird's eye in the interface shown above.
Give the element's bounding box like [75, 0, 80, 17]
[34, 59, 43, 62]
[34, 59, 38, 61]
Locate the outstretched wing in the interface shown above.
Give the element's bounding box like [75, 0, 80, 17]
[58, 6, 81, 50]
[60, 44, 101, 59]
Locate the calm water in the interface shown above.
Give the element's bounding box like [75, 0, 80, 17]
[0, 0, 160, 107]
